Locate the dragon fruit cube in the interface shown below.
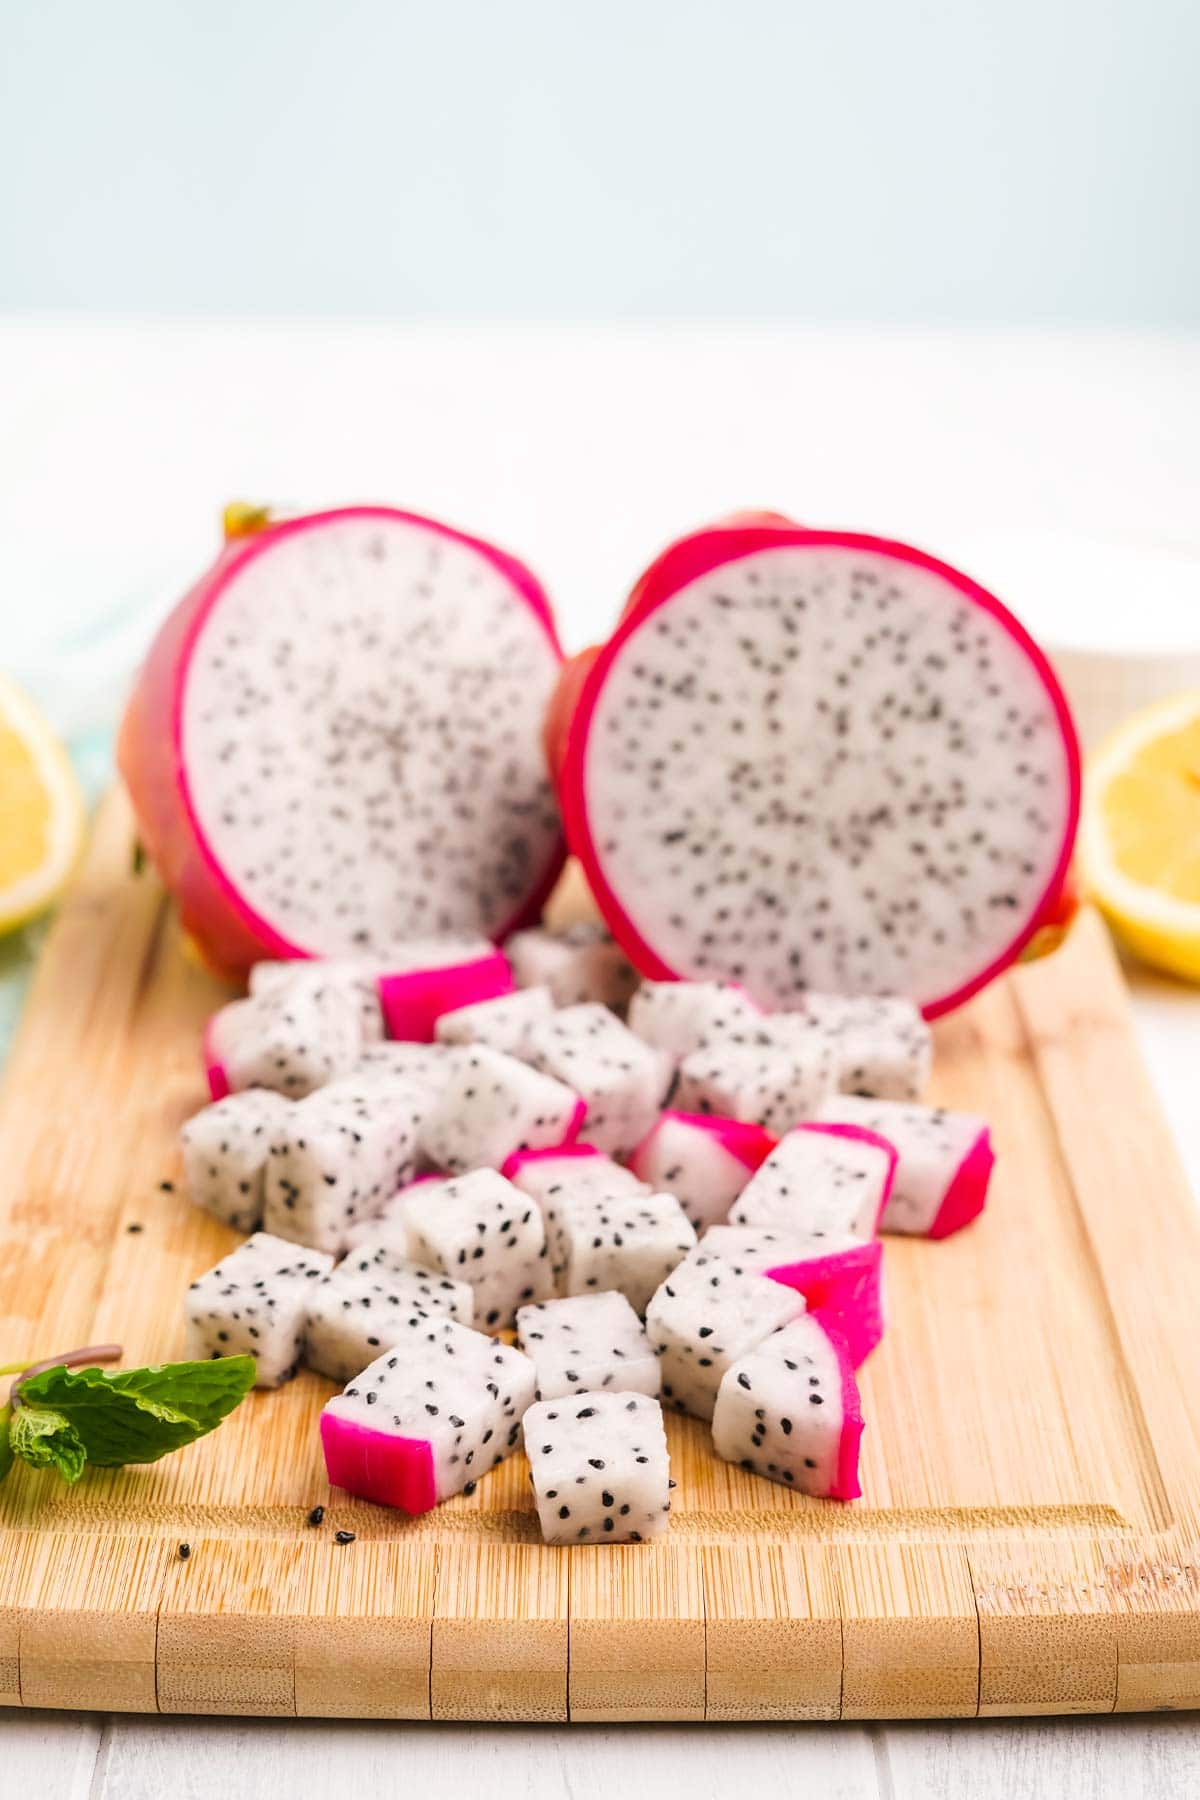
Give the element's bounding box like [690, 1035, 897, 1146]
[352, 1039, 459, 1105]
[629, 1110, 776, 1232]
[303, 1249, 474, 1384]
[674, 1035, 836, 1134]
[401, 1168, 553, 1330]
[502, 1144, 651, 1285]
[183, 1230, 334, 1387]
[645, 1243, 805, 1421]
[555, 1189, 696, 1315]
[421, 1045, 585, 1174]
[516, 1291, 660, 1401]
[815, 1095, 994, 1238]
[711, 1313, 864, 1500]
[730, 1122, 897, 1245]
[249, 958, 386, 1044]
[525, 1004, 673, 1157]
[320, 1321, 537, 1512]
[434, 985, 554, 1057]
[524, 1390, 671, 1544]
[203, 981, 365, 1101]
[180, 1088, 293, 1232]
[376, 936, 515, 1041]
[702, 1224, 885, 1370]
[787, 994, 932, 1102]
[505, 922, 640, 1012]
[263, 1072, 426, 1255]
[627, 980, 764, 1064]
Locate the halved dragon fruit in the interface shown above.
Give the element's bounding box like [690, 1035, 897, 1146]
[524, 1390, 671, 1544]
[730, 1122, 897, 1242]
[815, 1094, 994, 1238]
[118, 505, 566, 979]
[711, 1312, 864, 1500]
[516, 1291, 660, 1401]
[435, 985, 554, 1057]
[553, 516, 1080, 1017]
[421, 1045, 585, 1174]
[377, 938, 515, 1041]
[320, 1322, 537, 1512]
[628, 1110, 776, 1232]
[506, 922, 640, 1012]
[702, 1224, 885, 1370]
[204, 981, 364, 1101]
[180, 1088, 293, 1232]
[626, 981, 763, 1065]
[524, 1003, 673, 1158]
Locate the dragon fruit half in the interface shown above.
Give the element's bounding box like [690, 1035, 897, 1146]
[552, 515, 1080, 1017]
[119, 505, 566, 978]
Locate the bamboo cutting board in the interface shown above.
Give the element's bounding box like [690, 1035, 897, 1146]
[1, 792, 1199, 1723]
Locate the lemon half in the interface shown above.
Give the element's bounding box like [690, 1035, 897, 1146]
[0, 672, 86, 935]
[1080, 690, 1200, 981]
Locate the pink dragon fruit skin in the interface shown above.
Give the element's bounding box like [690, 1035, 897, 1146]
[118, 506, 566, 981]
[814, 1095, 994, 1239]
[628, 1111, 777, 1233]
[555, 518, 1081, 1019]
[320, 1412, 438, 1513]
[202, 1013, 230, 1101]
[928, 1126, 995, 1239]
[702, 1225, 885, 1370]
[377, 945, 515, 1042]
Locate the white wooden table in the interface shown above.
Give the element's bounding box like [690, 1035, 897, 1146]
[2, 321, 1199, 1793]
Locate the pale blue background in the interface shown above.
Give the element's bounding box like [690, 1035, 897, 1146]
[2, 0, 1198, 323]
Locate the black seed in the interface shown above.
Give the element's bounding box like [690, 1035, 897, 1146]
[335, 1530, 356, 1545]
[307, 1506, 325, 1527]
[177, 1542, 191, 1560]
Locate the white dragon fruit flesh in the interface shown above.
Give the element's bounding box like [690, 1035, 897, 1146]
[352, 1039, 459, 1105]
[626, 980, 764, 1065]
[551, 1189, 696, 1315]
[712, 1312, 864, 1500]
[249, 959, 386, 1044]
[501, 1143, 651, 1284]
[702, 1224, 885, 1370]
[628, 1110, 776, 1232]
[119, 505, 567, 978]
[303, 1249, 474, 1384]
[262, 1072, 426, 1254]
[815, 1094, 994, 1238]
[552, 516, 1079, 1017]
[343, 1172, 448, 1255]
[401, 1168, 553, 1329]
[203, 981, 364, 1101]
[183, 1230, 334, 1387]
[730, 1121, 897, 1245]
[421, 1045, 585, 1174]
[377, 936, 515, 1041]
[435, 985, 554, 1057]
[516, 1291, 660, 1401]
[645, 1243, 805, 1421]
[524, 1390, 671, 1544]
[320, 1321, 537, 1512]
[524, 1003, 673, 1158]
[771, 994, 932, 1102]
[506, 922, 640, 1012]
[180, 1088, 293, 1232]
[674, 1035, 836, 1133]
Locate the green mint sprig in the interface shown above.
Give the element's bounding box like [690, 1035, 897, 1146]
[0, 1348, 255, 1485]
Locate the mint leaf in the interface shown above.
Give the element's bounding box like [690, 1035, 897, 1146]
[9, 1403, 88, 1482]
[14, 1357, 255, 1469]
[0, 1403, 14, 1484]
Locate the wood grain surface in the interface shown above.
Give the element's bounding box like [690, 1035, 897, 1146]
[1, 789, 1199, 1721]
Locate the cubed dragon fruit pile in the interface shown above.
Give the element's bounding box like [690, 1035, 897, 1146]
[179, 932, 997, 1531]
[134, 504, 1080, 1542]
